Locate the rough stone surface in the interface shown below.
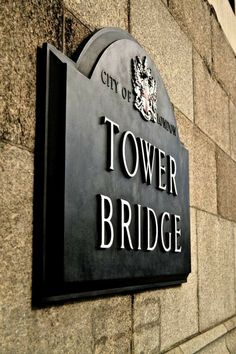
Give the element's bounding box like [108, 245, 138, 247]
[224, 316, 236, 332]
[225, 328, 236, 354]
[168, 0, 212, 67]
[64, 9, 91, 59]
[175, 108, 217, 214]
[230, 100, 236, 162]
[194, 50, 230, 155]
[91, 297, 132, 354]
[26, 303, 94, 353]
[0, 142, 132, 353]
[91, 298, 132, 340]
[180, 324, 227, 353]
[28, 296, 131, 354]
[130, 0, 193, 121]
[0, 142, 33, 352]
[235, 224, 236, 309]
[133, 291, 160, 353]
[212, 15, 236, 105]
[197, 211, 235, 331]
[166, 348, 183, 354]
[190, 127, 217, 214]
[64, 0, 128, 30]
[197, 337, 229, 354]
[133, 292, 160, 331]
[0, 1, 63, 151]
[217, 148, 236, 222]
[159, 208, 198, 351]
[175, 109, 195, 206]
[94, 334, 131, 354]
[133, 325, 160, 354]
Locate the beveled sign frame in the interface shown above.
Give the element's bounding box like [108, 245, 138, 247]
[33, 28, 191, 306]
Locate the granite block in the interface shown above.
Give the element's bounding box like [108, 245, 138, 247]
[197, 210, 235, 331]
[130, 0, 193, 121]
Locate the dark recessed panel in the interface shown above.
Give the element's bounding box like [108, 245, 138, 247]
[33, 28, 191, 306]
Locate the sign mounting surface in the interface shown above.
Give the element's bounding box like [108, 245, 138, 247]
[34, 28, 191, 305]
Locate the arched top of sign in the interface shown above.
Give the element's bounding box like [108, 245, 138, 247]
[76, 27, 136, 77]
[75, 27, 179, 138]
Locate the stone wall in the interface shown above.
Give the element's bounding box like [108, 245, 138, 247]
[1, 0, 236, 352]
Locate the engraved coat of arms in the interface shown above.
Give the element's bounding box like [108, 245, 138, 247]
[132, 56, 158, 122]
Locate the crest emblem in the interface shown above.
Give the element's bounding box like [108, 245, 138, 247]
[132, 56, 158, 122]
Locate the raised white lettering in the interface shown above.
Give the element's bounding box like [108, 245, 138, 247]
[102, 116, 120, 171]
[99, 194, 114, 249]
[160, 212, 171, 252]
[121, 131, 139, 178]
[174, 214, 182, 252]
[157, 148, 166, 191]
[168, 155, 178, 195]
[120, 199, 134, 249]
[138, 138, 156, 185]
[146, 207, 158, 251]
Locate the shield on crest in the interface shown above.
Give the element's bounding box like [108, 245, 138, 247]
[132, 56, 158, 122]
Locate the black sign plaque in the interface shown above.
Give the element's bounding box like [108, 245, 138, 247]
[33, 28, 190, 305]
